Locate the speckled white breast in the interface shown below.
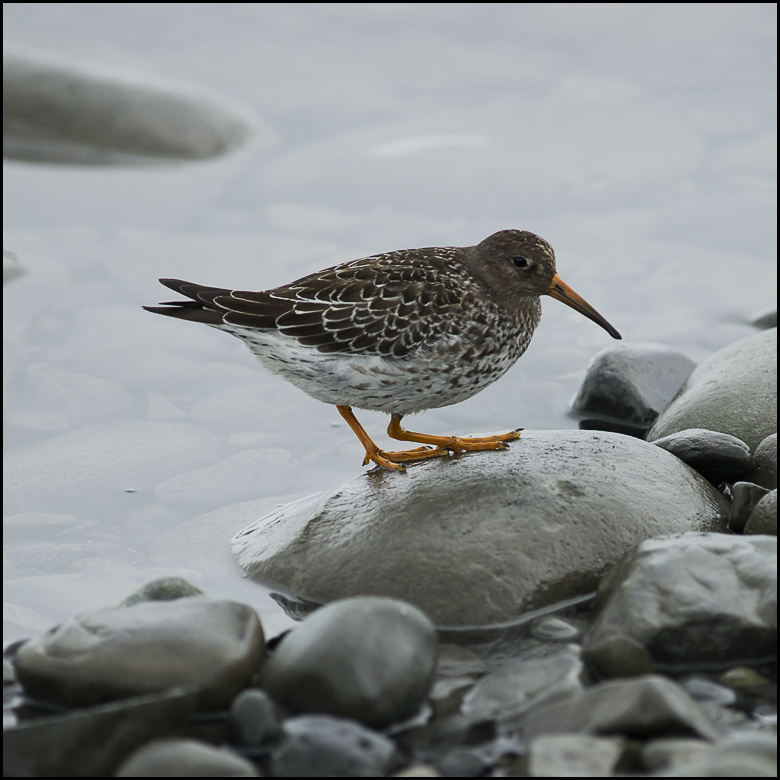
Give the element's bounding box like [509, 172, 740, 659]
[223, 307, 538, 416]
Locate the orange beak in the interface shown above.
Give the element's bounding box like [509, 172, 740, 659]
[547, 274, 621, 339]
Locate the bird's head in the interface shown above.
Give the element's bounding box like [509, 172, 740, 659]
[467, 229, 621, 339]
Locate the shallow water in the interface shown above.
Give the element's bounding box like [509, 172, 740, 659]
[3, 4, 776, 643]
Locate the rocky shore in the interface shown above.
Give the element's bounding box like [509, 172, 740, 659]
[4, 325, 776, 776]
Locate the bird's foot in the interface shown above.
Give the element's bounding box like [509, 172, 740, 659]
[440, 428, 523, 452]
[386, 416, 523, 453]
[362, 445, 452, 471]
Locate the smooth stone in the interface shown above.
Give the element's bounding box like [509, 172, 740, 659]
[658, 733, 778, 777]
[745, 433, 778, 490]
[744, 490, 777, 536]
[530, 616, 580, 641]
[680, 678, 737, 708]
[14, 599, 264, 710]
[233, 430, 728, 626]
[434, 747, 487, 777]
[394, 765, 443, 777]
[4, 52, 255, 164]
[121, 576, 204, 606]
[582, 634, 655, 680]
[115, 738, 259, 777]
[751, 309, 777, 330]
[570, 342, 696, 432]
[641, 737, 714, 771]
[228, 688, 281, 748]
[269, 714, 399, 777]
[717, 666, 770, 689]
[646, 329, 777, 451]
[651, 429, 751, 484]
[261, 597, 436, 728]
[460, 647, 585, 723]
[522, 675, 719, 741]
[2, 686, 197, 777]
[729, 482, 770, 533]
[585, 533, 776, 666]
[435, 645, 487, 678]
[527, 734, 627, 777]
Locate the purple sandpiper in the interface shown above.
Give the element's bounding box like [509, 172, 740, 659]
[145, 230, 621, 470]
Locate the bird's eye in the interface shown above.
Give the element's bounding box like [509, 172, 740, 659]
[511, 256, 529, 269]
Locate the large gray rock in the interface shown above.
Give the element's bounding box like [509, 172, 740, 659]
[744, 490, 777, 536]
[115, 738, 259, 777]
[650, 429, 751, 484]
[4, 51, 257, 164]
[585, 533, 777, 666]
[233, 430, 728, 626]
[527, 734, 629, 777]
[260, 597, 437, 728]
[745, 433, 778, 490]
[460, 647, 585, 723]
[2, 687, 197, 778]
[269, 714, 399, 777]
[646, 329, 777, 451]
[570, 343, 696, 433]
[14, 599, 264, 710]
[522, 675, 719, 741]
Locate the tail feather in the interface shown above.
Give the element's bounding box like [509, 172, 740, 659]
[144, 278, 231, 326]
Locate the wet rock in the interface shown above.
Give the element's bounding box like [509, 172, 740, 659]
[751, 309, 777, 330]
[4, 51, 256, 164]
[582, 634, 655, 680]
[730, 481, 770, 532]
[651, 429, 751, 484]
[121, 576, 204, 606]
[527, 734, 628, 777]
[646, 328, 777, 451]
[260, 597, 436, 728]
[657, 732, 777, 777]
[522, 675, 719, 741]
[14, 599, 264, 710]
[585, 533, 776, 666]
[745, 433, 778, 490]
[460, 647, 586, 723]
[680, 677, 737, 708]
[570, 343, 696, 435]
[744, 490, 777, 536]
[269, 714, 399, 777]
[640, 737, 713, 771]
[530, 616, 580, 641]
[234, 430, 728, 626]
[228, 688, 281, 747]
[434, 747, 488, 776]
[3, 686, 197, 777]
[435, 645, 487, 678]
[115, 738, 259, 776]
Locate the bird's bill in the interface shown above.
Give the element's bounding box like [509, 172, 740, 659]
[547, 274, 622, 339]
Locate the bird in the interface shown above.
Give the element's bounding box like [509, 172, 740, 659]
[144, 230, 621, 471]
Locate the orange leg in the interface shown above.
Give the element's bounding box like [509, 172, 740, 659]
[337, 406, 451, 471]
[387, 414, 522, 451]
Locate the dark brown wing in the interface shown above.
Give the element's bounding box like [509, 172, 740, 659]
[144, 248, 479, 358]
